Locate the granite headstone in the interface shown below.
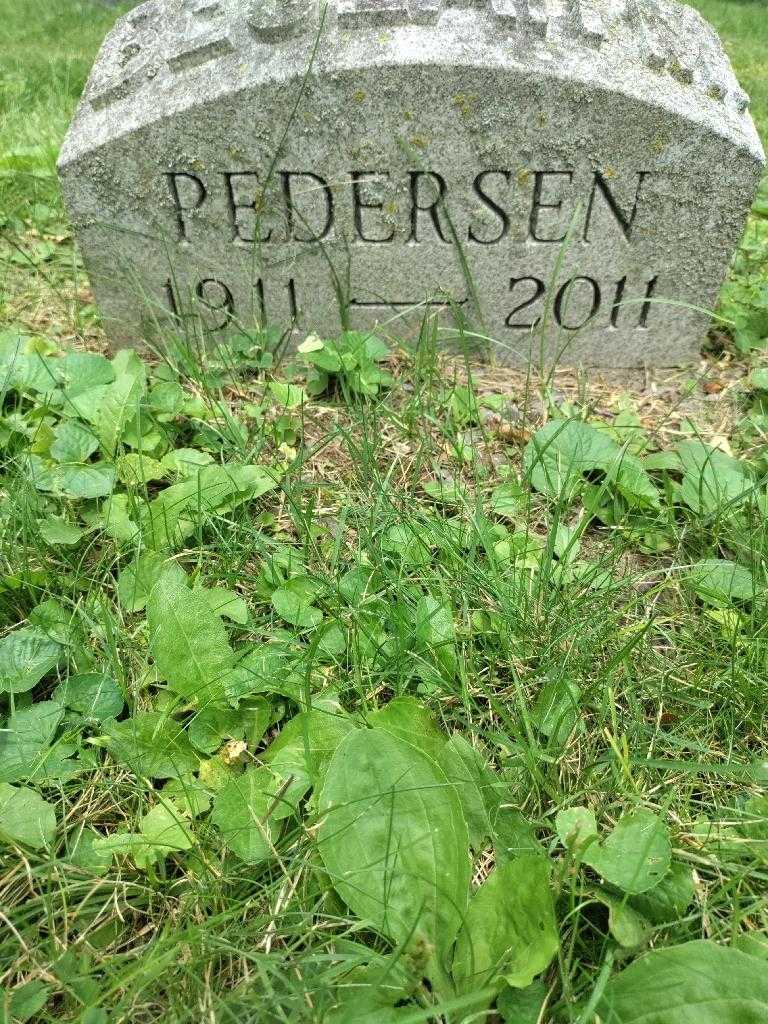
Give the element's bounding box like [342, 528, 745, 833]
[59, 0, 765, 366]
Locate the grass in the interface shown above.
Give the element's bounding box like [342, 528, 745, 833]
[692, 0, 768, 139]
[0, 2, 767, 1023]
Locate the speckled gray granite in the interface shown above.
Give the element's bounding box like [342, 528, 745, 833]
[59, 0, 765, 366]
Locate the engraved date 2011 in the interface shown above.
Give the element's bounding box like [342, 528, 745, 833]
[505, 274, 659, 331]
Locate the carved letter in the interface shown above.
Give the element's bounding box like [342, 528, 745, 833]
[584, 171, 650, 241]
[409, 171, 452, 244]
[351, 171, 395, 243]
[528, 170, 574, 243]
[469, 170, 511, 244]
[224, 172, 273, 244]
[280, 172, 334, 242]
[166, 172, 208, 242]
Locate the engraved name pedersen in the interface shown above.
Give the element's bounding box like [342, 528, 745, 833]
[162, 165, 658, 334]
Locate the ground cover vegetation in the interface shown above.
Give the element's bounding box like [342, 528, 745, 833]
[0, 1, 768, 1022]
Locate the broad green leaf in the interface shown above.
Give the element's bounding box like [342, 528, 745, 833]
[493, 808, 546, 864]
[32, 460, 115, 499]
[325, 942, 418, 1021]
[267, 381, 308, 408]
[188, 706, 243, 754]
[524, 419, 658, 508]
[105, 712, 198, 779]
[606, 451, 660, 509]
[147, 568, 235, 704]
[594, 890, 651, 949]
[0, 626, 62, 694]
[53, 673, 124, 722]
[57, 351, 115, 394]
[0, 334, 56, 394]
[271, 577, 323, 628]
[555, 806, 599, 849]
[366, 696, 445, 761]
[116, 452, 166, 486]
[327, 1002, 414, 1023]
[68, 827, 113, 876]
[29, 598, 77, 645]
[629, 862, 695, 924]
[590, 811, 670, 894]
[686, 559, 757, 607]
[297, 335, 325, 354]
[148, 380, 185, 416]
[116, 551, 176, 613]
[206, 588, 248, 624]
[557, 807, 671, 894]
[489, 481, 524, 519]
[6, 979, 51, 1022]
[381, 524, 430, 566]
[159, 448, 214, 477]
[317, 621, 347, 658]
[530, 677, 581, 746]
[597, 940, 768, 1023]
[98, 494, 139, 544]
[524, 419, 617, 501]
[452, 857, 558, 993]
[96, 351, 146, 455]
[211, 765, 278, 864]
[225, 642, 306, 702]
[50, 419, 99, 463]
[38, 517, 84, 546]
[439, 734, 494, 849]
[0, 783, 56, 849]
[141, 463, 279, 550]
[415, 595, 457, 682]
[318, 729, 470, 985]
[0, 700, 64, 783]
[64, 384, 110, 423]
[94, 799, 195, 871]
[497, 980, 548, 1024]
[134, 802, 193, 868]
[678, 440, 754, 515]
[735, 934, 768, 961]
[423, 479, 467, 506]
[263, 709, 355, 818]
[162, 777, 211, 818]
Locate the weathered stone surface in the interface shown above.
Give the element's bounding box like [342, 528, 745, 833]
[60, 0, 764, 366]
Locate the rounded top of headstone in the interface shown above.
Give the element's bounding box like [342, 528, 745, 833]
[60, 0, 763, 168]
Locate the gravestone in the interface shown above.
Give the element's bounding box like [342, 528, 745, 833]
[59, 0, 764, 367]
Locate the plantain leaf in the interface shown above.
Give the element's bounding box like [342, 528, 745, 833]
[557, 806, 671, 894]
[96, 351, 146, 456]
[318, 728, 470, 989]
[0, 700, 64, 783]
[597, 940, 768, 1023]
[262, 708, 356, 819]
[104, 712, 198, 779]
[365, 696, 445, 761]
[211, 765, 279, 864]
[147, 568, 235, 704]
[0, 626, 62, 694]
[141, 464, 279, 551]
[452, 856, 558, 994]
[0, 783, 56, 849]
